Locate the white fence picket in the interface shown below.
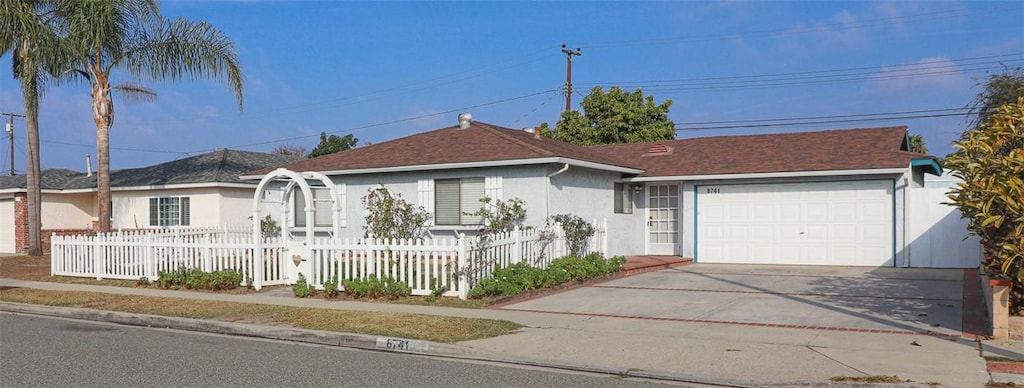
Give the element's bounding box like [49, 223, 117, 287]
[49, 220, 609, 299]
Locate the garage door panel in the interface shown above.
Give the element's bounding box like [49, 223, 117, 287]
[697, 180, 894, 266]
[0, 199, 14, 252]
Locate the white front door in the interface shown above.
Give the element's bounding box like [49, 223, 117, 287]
[646, 183, 680, 255]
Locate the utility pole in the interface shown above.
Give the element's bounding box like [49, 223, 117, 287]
[2, 112, 25, 176]
[561, 44, 581, 112]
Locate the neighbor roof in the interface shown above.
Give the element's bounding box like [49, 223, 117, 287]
[250, 121, 643, 176]
[0, 149, 301, 191]
[595, 126, 933, 178]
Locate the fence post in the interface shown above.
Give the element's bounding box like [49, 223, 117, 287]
[601, 218, 609, 257]
[457, 233, 469, 300]
[49, 232, 58, 276]
[93, 233, 103, 280]
[145, 233, 155, 280]
[203, 234, 213, 272]
[512, 226, 522, 265]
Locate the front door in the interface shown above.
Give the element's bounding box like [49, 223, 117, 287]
[646, 183, 679, 255]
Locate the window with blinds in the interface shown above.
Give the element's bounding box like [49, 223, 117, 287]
[435, 177, 485, 225]
[294, 187, 333, 227]
[148, 197, 190, 226]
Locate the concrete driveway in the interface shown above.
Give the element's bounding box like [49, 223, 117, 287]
[497, 264, 967, 336]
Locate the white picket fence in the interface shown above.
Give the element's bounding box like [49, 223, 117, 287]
[50, 219, 609, 300]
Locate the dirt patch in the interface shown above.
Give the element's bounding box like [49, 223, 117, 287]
[0, 255, 51, 280]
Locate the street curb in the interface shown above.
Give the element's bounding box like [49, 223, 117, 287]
[0, 301, 763, 387]
[0, 301, 478, 358]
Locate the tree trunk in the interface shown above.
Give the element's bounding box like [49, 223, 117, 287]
[92, 74, 114, 233]
[21, 68, 42, 256]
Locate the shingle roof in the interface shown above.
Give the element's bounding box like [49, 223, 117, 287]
[0, 149, 300, 191]
[253, 121, 643, 175]
[251, 123, 927, 179]
[594, 126, 926, 177]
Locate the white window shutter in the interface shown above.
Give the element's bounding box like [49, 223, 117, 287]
[485, 176, 502, 202]
[337, 183, 347, 228]
[418, 179, 435, 225]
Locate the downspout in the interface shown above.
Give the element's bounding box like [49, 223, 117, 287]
[902, 176, 910, 268]
[546, 163, 570, 218]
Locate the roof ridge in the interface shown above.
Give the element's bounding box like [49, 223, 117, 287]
[477, 123, 556, 158]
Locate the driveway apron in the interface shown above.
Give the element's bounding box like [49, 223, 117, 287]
[497, 264, 966, 336]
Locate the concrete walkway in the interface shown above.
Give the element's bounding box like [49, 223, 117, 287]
[0, 277, 993, 387]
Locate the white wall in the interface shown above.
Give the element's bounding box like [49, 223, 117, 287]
[0, 196, 14, 252]
[218, 187, 258, 228]
[906, 177, 981, 268]
[41, 192, 93, 230]
[549, 167, 640, 257]
[112, 187, 232, 229]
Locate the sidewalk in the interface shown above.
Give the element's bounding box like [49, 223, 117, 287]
[0, 278, 996, 387]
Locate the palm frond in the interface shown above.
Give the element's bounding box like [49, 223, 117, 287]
[113, 82, 157, 103]
[122, 17, 244, 111]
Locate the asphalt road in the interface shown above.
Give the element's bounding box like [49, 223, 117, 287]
[0, 313, 671, 387]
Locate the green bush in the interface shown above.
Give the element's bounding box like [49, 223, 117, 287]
[467, 254, 627, 299]
[292, 273, 313, 298]
[342, 275, 411, 300]
[322, 275, 340, 299]
[156, 266, 243, 290]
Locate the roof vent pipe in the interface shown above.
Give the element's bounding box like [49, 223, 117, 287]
[457, 113, 473, 129]
[85, 154, 93, 177]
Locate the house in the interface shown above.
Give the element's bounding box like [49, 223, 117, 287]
[0, 149, 301, 253]
[244, 115, 975, 268]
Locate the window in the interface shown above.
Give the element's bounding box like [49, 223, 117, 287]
[614, 183, 633, 214]
[294, 187, 333, 228]
[149, 197, 190, 226]
[435, 177, 485, 225]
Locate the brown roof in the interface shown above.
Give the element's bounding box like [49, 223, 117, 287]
[250, 123, 930, 178]
[251, 121, 642, 175]
[594, 126, 925, 177]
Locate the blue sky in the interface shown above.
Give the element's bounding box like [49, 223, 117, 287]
[1, 0, 1021, 172]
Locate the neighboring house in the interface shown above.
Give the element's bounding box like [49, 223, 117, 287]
[244, 116, 973, 268]
[0, 149, 300, 253]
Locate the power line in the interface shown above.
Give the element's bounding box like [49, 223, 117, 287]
[675, 109, 970, 131]
[14, 136, 189, 154]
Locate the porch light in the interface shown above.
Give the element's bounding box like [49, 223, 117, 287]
[632, 184, 644, 193]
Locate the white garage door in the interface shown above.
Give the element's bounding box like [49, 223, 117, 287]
[696, 180, 894, 266]
[0, 199, 14, 252]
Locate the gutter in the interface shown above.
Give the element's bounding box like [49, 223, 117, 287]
[546, 164, 570, 219]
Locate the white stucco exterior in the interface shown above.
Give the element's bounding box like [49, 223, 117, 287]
[41, 192, 93, 230]
[111, 187, 256, 229]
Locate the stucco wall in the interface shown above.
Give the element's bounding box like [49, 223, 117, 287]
[112, 187, 229, 229]
[41, 192, 93, 230]
[549, 167, 640, 257]
[219, 187, 258, 228]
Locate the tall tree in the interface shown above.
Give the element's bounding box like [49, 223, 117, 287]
[541, 86, 674, 145]
[272, 144, 306, 157]
[308, 132, 357, 158]
[56, 0, 243, 232]
[907, 134, 927, 154]
[0, 0, 62, 255]
[966, 66, 1024, 133]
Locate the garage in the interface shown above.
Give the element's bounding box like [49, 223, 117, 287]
[696, 180, 895, 266]
[0, 198, 14, 252]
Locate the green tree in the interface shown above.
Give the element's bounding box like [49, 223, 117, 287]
[945, 97, 1024, 313]
[361, 185, 431, 240]
[1, 0, 63, 255]
[308, 132, 358, 158]
[907, 134, 928, 154]
[57, 0, 243, 232]
[542, 86, 674, 145]
[966, 67, 1024, 133]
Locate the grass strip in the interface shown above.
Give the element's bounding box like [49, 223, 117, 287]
[0, 288, 519, 343]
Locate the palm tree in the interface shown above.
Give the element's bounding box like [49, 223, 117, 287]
[56, 0, 243, 232]
[0, 0, 62, 255]
[908, 134, 928, 154]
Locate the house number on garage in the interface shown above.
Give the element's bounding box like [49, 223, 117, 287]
[705, 187, 721, 194]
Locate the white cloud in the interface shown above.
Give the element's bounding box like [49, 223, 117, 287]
[864, 57, 970, 95]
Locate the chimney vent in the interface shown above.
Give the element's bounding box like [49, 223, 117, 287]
[457, 113, 473, 129]
[85, 154, 93, 176]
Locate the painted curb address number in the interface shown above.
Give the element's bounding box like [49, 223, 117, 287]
[376, 337, 427, 353]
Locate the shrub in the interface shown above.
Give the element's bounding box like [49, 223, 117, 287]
[467, 253, 627, 299]
[322, 275, 340, 299]
[292, 273, 313, 298]
[342, 275, 411, 300]
[156, 266, 243, 290]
